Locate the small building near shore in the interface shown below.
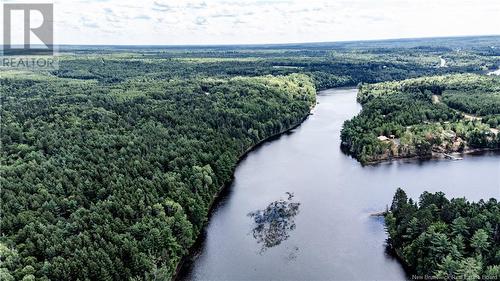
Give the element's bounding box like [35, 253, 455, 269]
[377, 136, 389, 141]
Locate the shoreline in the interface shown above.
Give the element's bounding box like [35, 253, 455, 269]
[363, 147, 500, 165]
[171, 103, 316, 281]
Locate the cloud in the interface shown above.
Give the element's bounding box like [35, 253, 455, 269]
[187, 1, 207, 9]
[22, 0, 496, 45]
[195, 16, 207, 25]
[152, 1, 171, 12]
[233, 18, 247, 25]
[103, 8, 114, 14]
[134, 15, 151, 20]
[76, 0, 110, 3]
[211, 13, 238, 18]
[80, 17, 100, 28]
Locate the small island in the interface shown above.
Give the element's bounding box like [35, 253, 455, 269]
[341, 74, 500, 164]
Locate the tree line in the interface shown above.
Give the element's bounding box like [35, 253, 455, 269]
[386, 189, 500, 280]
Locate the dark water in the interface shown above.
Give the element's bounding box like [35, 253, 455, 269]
[180, 88, 500, 281]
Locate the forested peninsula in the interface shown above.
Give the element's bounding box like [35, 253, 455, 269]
[341, 74, 500, 164]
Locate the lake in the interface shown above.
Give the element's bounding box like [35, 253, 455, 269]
[179, 88, 500, 281]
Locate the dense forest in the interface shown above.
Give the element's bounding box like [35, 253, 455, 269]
[0, 72, 315, 280]
[52, 37, 500, 90]
[341, 74, 500, 164]
[385, 189, 500, 280]
[1, 36, 500, 280]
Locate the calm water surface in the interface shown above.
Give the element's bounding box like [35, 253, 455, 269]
[180, 88, 500, 281]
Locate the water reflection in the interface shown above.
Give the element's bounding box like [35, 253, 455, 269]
[248, 192, 300, 252]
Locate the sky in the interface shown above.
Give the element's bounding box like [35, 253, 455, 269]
[2, 0, 500, 45]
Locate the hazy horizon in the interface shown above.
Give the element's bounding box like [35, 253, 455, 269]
[20, 34, 500, 47]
